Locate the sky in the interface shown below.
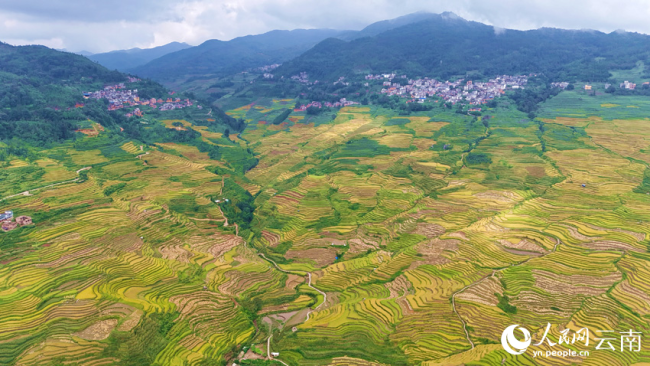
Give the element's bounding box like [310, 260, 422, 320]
[2, 0, 650, 54]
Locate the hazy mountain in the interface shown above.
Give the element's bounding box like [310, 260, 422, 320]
[88, 42, 191, 72]
[130, 29, 347, 82]
[275, 12, 650, 81]
[57, 49, 94, 56]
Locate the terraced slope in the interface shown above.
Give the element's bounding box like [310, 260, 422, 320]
[2, 93, 650, 365]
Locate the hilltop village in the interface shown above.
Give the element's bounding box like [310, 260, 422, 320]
[82, 78, 200, 117]
[377, 74, 530, 105]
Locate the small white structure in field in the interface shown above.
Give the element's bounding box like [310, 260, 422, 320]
[215, 200, 221, 203]
[271, 352, 280, 357]
[225, 199, 230, 202]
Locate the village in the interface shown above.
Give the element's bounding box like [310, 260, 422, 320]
[378, 74, 531, 105]
[285, 71, 531, 107]
[0, 211, 33, 232]
[83, 79, 199, 117]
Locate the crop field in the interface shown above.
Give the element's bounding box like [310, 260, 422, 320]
[3, 91, 650, 366]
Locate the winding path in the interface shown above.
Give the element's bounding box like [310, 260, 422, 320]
[256, 253, 321, 366]
[305, 272, 327, 321]
[257, 254, 327, 321]
[451, 238, 561, 349]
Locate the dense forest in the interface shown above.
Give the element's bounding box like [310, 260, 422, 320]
[275, 13, 650, 82]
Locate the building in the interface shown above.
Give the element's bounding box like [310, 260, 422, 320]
[620, 81, 637, 90]
[271, 352, 280, 357]
[16, 216, 32, 226]
[584, 85, 592, 90]
[0, 211, 13, 222]
[1, 221, 18, 232]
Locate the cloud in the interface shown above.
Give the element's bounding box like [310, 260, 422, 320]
[1, 0, 650, 53]
[493, 26, 506, 36]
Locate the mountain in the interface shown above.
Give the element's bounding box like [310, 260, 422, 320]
[337, 11, 440, 41]
[275, 12, 650, 81]
[130, 29, 348, 82]
[0, 43, 122, 84]
[88, 42, 191, 72]
[128, 13, 452, 84]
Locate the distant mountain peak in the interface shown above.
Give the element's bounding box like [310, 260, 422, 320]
[440, 11, 464, 20]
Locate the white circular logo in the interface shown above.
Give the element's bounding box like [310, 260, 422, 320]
[501, 324, 531, 355]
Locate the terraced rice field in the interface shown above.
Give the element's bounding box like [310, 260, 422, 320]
[3, 98, 650, 365]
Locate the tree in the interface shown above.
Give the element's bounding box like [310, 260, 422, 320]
[272, 109, 292, 125]
[306, 106, 321, 115]
[223, 129, 230, 139]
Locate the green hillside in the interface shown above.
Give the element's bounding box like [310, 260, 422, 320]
[0, 42, 242, 154]
[0, 42, 125, 145]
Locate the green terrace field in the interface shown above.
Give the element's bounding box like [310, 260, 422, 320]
[3, 91, 650, 365]
[538, 89, 650, 120]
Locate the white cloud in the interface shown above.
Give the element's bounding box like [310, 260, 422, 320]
[1, 0, 650, 53]
[493, 26, 506, 36]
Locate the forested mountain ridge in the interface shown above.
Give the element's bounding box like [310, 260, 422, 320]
[88, 42, 192, 72]
[0, 42, 124, 83]
[274, 12, 650, 81]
